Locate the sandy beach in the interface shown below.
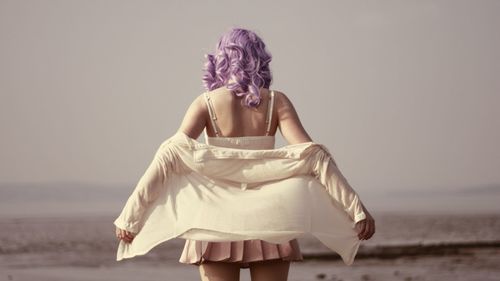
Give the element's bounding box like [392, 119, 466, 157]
[2, 248, 499, 281]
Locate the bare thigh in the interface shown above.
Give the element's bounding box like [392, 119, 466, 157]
[249, 259, 290, 281]
[198, 261, 241, 281]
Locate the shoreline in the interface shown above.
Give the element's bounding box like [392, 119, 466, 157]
[2, 248, 499, 281]
[304, 240, 500, 260]
[1, 213, 499, 280]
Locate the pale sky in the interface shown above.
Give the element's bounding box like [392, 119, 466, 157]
[1, 0, 499, 205]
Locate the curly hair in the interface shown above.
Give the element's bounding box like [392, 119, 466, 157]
[202, 27, 273, 108]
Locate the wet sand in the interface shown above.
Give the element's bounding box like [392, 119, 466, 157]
[2, 247, 499, 281]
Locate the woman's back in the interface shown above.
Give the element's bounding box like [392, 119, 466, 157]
[177, 86, 313, 145]
[202, 87, 276, 149]
[203, 86, 278, 138]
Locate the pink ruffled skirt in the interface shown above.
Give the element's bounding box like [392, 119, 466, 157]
[179, 238, 304, 268]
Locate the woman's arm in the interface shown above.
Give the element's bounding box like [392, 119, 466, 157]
[177, 94, 207, 139]
[275, 91, 313, 144]
[115, 95, 207, 243]
[277, 91, 375, 240]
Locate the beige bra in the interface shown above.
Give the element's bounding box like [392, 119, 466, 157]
[203, 90, 276, 137]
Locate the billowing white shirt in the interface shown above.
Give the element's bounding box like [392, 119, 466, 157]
[113, 132, 367, 265]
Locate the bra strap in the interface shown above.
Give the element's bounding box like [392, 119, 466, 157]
[265, 90, 275, 136]
[203, 92, 221, 137]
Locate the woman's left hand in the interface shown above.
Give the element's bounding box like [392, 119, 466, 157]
[115, 227, 136, 243]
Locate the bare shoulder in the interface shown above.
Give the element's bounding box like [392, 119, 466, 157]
[177, 92, 208, 139]
[191, 92, 209, 112]
[273, 90, 296, 112]
[272, 89, 313, 144]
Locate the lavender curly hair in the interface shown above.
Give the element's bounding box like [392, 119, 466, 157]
[202, 27, 273, 107]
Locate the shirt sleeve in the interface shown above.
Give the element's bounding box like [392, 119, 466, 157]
[113, 141, 183, 233]
[308, 144, 367, 224]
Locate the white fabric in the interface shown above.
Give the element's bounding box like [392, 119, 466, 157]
[113, 131, 367, 265]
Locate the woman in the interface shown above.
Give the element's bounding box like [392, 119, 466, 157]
[115, 27, 375, 281]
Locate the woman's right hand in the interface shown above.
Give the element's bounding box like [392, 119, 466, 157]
[355, 211, 375, 240]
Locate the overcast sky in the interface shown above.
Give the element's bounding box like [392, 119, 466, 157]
[1, 0, 499, 205]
